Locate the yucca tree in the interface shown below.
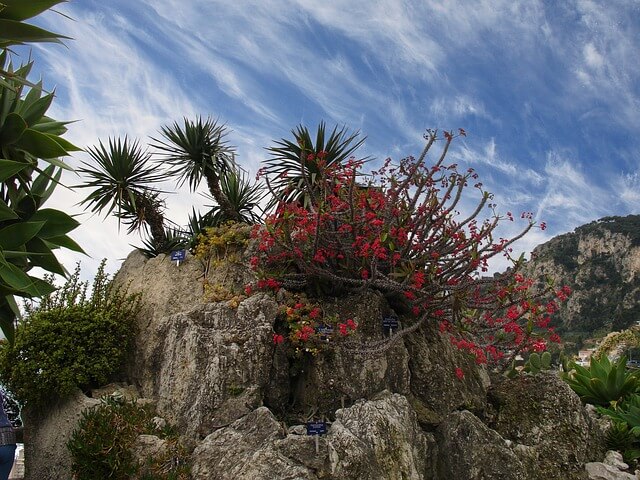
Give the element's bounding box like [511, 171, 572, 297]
[185, 169, 263, 249]
[77, 137, 168, 246]
[207, 168, 263, 224]
[152, 117, 241, 221]
[263, 121, 368, 210]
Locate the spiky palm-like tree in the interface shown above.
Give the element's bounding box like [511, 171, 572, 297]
[152, 117, 241, 221]
[207, 168, 264, 224]
[77, 137, 168, 245]
[263, 121, 368, 210]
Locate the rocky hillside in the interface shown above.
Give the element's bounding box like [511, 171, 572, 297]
[22, 238, 612, 479]
[524, 215, 640, 338]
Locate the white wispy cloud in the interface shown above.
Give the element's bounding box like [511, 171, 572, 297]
[535, 149, 611, 227]
[16, 0, 638, 283]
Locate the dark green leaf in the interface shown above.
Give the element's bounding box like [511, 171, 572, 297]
[0, 19, 70, 46]
[44, 234, 85, 254]
[0, 111, 27, 144]
[0, 259, 55, 297]
[20, 91, 53, 127]
[0, 221, 45, 249]
[15, 128, 69, 159]
[0, 198, 19, 221]
[0, 1, 67, 22]
[25, 237, 66, 275]
[30, 208, 79, 238]
[0, 158, 29, 182]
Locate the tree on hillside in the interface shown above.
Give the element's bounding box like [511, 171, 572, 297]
[78, 119, 263, 257]
[0, 1, 83, 342]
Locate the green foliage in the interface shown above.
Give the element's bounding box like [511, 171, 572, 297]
[561, 355, 640, 407]
[0, 261, 140, 408]
[604, 421, 640, 463]
[137, 226, 188, 259]
[152, 116, 234, 193]
[0, 4, 82, 342]
[205, 169, 264, 225]
[580, 215, 640, 247]
[68, 395, 190, 480]
[79, 118, 263, 257]
[263, 121, 367, 209]
[505, 351, 553, 378]
[77, 137, 167, 237]
[194, 221, 250, 265]
[0, 1, 70, 51]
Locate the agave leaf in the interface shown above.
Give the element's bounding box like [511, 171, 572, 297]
[0, 19, 71, 47]
[0, 1, 68, 22]
[590, 356, 609, 381]
[0, 111, 27, 144]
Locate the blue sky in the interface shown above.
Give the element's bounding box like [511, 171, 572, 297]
[19, 0, 640, 279]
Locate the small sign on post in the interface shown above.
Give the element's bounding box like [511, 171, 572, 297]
[170, 249, 186, 266]
[382, 316, 399, 336]
[306, 421, 328, 454]
[315, 325, 334, 342]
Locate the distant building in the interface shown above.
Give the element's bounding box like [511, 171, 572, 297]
[576, 349, 596, 366]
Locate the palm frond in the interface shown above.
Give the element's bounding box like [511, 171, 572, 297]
[77, 137, 165, 220]
[136, 226, 188, 258]
[151, 116, 235, 192]
[263, 121, 368, 209]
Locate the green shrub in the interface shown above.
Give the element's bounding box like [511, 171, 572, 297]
[68, 396, 190, 480]
[0, 261, 140, 408]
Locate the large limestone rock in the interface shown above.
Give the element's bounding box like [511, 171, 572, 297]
[138, 293, 279, 438]
[435, 410, 528, 480]
[488, 371, 605, 480]
[405, 321, 490, 425]
[23, 390, 99, 480]
[192, 391, 433, 480]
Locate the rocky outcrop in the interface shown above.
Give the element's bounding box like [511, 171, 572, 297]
[435, 410, 528, 480]
[138, 294, 279, 438]
[524, 215, 640, 334]
[23, 390, 99, 480]
[21, 244, 609, 479]
[270, 290, 412, 417]
[405, 321, 490, 425]
[191, 391, 433, 480]
[488, 371, 605, 480]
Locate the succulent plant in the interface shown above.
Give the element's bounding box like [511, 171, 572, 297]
[562, 355, 640, 407]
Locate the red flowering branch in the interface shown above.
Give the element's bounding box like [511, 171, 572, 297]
[251, 129, 567, 365]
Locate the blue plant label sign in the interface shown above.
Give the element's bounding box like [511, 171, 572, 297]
[306, 421, 327, 436]
[170, 249, 186, 262]
[382, 316, 399, 330]
[316, 325, 334, 341]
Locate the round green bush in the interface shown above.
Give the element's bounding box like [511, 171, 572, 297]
[0, 306, 133, 408]
[0, 262, 140, 408]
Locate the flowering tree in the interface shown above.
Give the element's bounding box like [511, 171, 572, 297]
[251, 128, 567, 366]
